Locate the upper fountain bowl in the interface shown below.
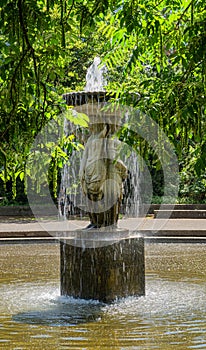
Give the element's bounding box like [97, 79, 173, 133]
[62, 57, 124, 126]
[63, 56, 111, 107]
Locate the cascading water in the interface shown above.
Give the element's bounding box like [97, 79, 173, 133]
[58, 120, 83, 220]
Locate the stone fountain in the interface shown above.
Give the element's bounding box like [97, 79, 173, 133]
[60, 57, 145, 302]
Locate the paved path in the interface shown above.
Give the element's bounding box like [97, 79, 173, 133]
[0, 218, 206, 242]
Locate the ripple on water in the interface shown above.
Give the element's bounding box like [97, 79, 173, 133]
[103, 277, 206, 319]
[0, 276, 204, 330]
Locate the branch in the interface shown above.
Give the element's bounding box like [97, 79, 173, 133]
[18, 0, 32, 50]
[66, 0, 75, 20]
[181, 59, 203, 83]
[10, 49, 29, 104]
[175, 0, 194, 30]
[18, 0, 38, 81]
[60, 0, 66, 48]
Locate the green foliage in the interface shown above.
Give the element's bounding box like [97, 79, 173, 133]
[179, 142, 206, 202]
[96, 0, 206, 201]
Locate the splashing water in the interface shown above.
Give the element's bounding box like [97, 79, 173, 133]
[84, 56, 107, 92]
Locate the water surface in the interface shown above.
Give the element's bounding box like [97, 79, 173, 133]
[0, 242, 205, 349]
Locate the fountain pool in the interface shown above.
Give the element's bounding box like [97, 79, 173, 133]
[0, 242, 205, 349]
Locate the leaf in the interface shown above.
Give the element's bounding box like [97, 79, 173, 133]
[65, 110, 89, 127]
[19, 172, 24, 181]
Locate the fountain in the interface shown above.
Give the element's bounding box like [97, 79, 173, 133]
[59, 57, 145, 302]
[1, 59, 205, 350]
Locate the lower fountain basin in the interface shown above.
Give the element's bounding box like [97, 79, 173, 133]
[0, 242, 206, 349]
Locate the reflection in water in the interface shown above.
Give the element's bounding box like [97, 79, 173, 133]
[13, 293, 103, 326]
[0, 243, 206, 349]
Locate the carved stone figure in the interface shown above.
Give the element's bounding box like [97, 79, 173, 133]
[80, 122, 127, 229]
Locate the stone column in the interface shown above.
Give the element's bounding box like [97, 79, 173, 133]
[60, 231, 145, 303]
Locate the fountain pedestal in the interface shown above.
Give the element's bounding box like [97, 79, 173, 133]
[60, 230, 145, 302]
